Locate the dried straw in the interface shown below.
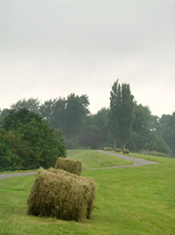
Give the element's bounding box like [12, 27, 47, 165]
[55, 157, 82, 176]
[26, 167, 96, 221]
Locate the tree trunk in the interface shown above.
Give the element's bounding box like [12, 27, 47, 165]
[114, 138, 117, 150]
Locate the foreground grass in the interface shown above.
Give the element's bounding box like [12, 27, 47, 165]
[0, 151, 175, 234]
[67, 150, 133, 168]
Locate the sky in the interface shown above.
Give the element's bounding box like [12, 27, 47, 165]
[0, 0, 175, 117]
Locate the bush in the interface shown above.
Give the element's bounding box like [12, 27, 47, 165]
[0, 108, 66, 170]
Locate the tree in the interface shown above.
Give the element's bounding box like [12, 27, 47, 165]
[77, 125, 104, 149]
[127, 102, 151, 151]
[145, 131, 170, 154]
[158, 113, 175, 155]
[119, 83, 134, 149]
[39, 94, 90, 144]
[0, 109, 10, 123]
[108, 80, 134, 150]
[0, 108, 66, 170]
[2, 107, 42, 131]
[10, 98, 40, 114]
[64, 93, 90, 139]
[92, 108, 109, 146]
[108, 80, 121, 149]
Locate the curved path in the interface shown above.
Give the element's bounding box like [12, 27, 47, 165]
[0, 151, 157, 180]
[0, 172, 37, 180]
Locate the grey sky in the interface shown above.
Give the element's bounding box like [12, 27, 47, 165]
[0, 0, 175, 116]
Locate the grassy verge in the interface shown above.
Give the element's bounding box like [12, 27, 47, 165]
[0, 151, 175, 234]
[66, 150, 133, 168]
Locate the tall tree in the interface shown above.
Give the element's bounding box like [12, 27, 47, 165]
[108, 80, 134, 150]
[119, 83, 134, 149]
[64, 93, 89, 139]
[108, 80, 121, 149]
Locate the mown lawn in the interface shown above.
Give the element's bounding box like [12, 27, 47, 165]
[66, 150, 133, 168]
[0, 150, 175, 235]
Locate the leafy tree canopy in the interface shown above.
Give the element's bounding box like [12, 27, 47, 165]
[0, 108, 66, 171]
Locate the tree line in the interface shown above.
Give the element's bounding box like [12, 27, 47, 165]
[0, 81, 174, 158]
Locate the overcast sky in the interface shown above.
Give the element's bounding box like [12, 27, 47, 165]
[0, 0, 175, 117]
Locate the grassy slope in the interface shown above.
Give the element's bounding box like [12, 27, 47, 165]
[66, 150, 133, 168]
[0, 151, 175, 235]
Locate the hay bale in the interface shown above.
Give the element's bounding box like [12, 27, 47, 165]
[26, 168, 96, 221]
[115, 148, 121, 152]
[55, 157, 82, 176]
[104, 147, 113, 151]
[48, 168, 96, 219]
[123, 149, 130, 154]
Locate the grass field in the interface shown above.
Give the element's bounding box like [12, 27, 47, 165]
[66, 150, 133, 168]
[0, 150, 175, 235]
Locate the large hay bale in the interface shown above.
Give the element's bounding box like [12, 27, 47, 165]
[55, 157, 82, 176]
[26, 168, 96, 221]
[48, 168, 96, 219]
[115, 148, 121, 152]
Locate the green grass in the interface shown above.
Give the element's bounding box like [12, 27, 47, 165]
[0, 169, 38, 174]
[66, 150, 133, 168]
[0, 150, 175, 234]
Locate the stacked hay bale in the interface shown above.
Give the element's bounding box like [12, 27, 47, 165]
[26, 167, 96, 221]
[55, 157, 82, 176]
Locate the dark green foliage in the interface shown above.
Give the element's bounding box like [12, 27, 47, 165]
[127, 102, 151, 152]
[0, 108, 10, 122]
[158, 113, 175, 155]
[108, 80, 134, 150]
[77, 124, 104, 149]
[2, 107, 42, 131]
[145, 131, 170, 154]
[1, 92, 174, 155]
[108, 80, 121, 149]
[119, 83, 134, 149]
[0, 108, 66, 170]
[39, 94, 90, 140]
[10, 98, 40, 113]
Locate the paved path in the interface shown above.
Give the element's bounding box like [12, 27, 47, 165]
[0, 172, 37, 180]
[0, 151, 157, 180]
[84, 150, 157, 170]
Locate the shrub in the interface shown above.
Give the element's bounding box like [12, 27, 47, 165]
[26, 168, 96, 221]
[55, 158, 82, 176]
[1, 108, 66, 170]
